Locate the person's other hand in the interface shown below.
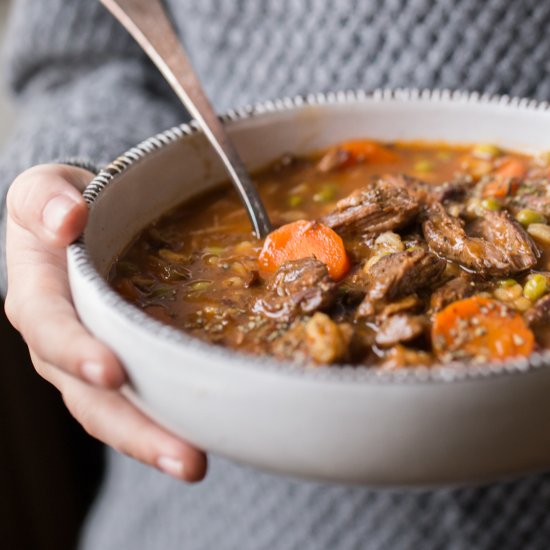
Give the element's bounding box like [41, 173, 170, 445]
[4, 164, 206, 481]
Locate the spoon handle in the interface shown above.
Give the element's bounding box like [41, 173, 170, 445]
[100, 0, 272, 238]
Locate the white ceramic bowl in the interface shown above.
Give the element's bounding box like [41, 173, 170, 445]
[68, 89, 550, 487]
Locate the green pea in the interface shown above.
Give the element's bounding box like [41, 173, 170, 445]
[498, 278, 518, 288]
[313, 184, 337, 203]
[472, 143, 501, 159]
[516, 209, 547, 227]
[481, 197, 501, 212]
[523, 274, 547, 302]
[288, 195, 303, 207]
[413, 160, 433, 173]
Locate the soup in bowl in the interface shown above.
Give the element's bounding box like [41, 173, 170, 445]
[68, 90, 550, 486]
[110, 139, 550, 369]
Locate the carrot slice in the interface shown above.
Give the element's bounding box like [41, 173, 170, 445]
[495, 158, 527, 180]
[259, 220, 350, 280]
[482, 158, 526, 198]
[432, 296, 534, 362]
[339, 139, 399, 165]
[482, 178, 519, 199]
[317, 140, 398, 172]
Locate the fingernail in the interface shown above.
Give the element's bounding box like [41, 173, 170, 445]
[157, 456, 185, 479]
[42, 194, 79, 234]
[81, 361, 106, 385]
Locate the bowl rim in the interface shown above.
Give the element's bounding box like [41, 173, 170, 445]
[69, 87, 550, 385]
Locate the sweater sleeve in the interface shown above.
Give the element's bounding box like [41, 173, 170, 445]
[0, 0, 184, 295]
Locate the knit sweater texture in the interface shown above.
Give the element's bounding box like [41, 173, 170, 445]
[2, 1, 550, 549]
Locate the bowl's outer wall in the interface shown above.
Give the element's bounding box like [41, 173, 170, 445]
[69, 95, 550, 486]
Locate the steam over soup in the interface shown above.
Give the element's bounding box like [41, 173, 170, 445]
[110, 140, 550, 368]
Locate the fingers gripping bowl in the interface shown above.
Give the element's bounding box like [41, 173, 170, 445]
[68, 90, 550, 486]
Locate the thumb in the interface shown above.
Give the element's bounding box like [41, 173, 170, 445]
[6, 164, 93, 247]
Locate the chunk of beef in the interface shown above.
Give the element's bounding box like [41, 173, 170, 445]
[469, 211, 540, 272]
[509, 179, 550, 218]
[377, 294, 422, 319]
[389, 174, 473, 205]
[423, 203, 499, 273]
[365, 249, 446, 302]
[321, 178, 420, 236]
[357, 249, 446, 318]
[329, 268, 370, 311]
[524, 294, 550, 327]
[422, 203, 539, 276]
[431, 177, 474, 203]
[430, 275, 479, 312]
[253, 258, 336, 321]
[375, 314, 429, 347]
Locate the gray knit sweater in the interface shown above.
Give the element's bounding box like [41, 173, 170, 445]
[3, 1, 550, 549]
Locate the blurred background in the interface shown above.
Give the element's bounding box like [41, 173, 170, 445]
[0, 0, 15, 145]
[0, 2, 102, 550]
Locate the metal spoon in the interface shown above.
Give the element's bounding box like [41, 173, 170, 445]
[99, 0, 272, 238]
